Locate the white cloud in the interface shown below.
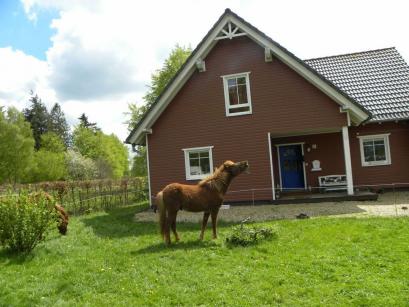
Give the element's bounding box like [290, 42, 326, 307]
[0, 47, 55, 110]
[4, 0, 409, 145]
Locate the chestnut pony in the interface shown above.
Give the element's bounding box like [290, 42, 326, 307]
[30, 192, 69, 235]
[156, 160, 249, 244]
[54, 204, 69, 235]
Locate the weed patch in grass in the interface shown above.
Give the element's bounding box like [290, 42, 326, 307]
[225, 224, 278, 247]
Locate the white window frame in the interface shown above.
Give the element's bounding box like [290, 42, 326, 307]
[221, 72, 252, 117]
[358, 133, 391, 167]
[182, 146, 214, 180]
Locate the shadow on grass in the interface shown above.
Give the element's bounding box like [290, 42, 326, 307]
[80, 204, 158, 238]
[0, 232, 65, 265]
[81, 204, 237, 240]
[132, 220, 239, 254]
[0, 248, 36, 265]
[132, 238, 220, 255]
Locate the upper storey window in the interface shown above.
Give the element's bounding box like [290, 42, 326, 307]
[221, 72, 252, 116]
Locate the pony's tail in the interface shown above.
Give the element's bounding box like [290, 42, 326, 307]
[156, 191, 166, 238]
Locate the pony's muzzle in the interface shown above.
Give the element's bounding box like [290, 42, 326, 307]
[242, 161, 250, 174]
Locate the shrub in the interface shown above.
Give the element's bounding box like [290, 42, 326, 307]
[225, 224, 277, 247]
[0, 191, 58, 253]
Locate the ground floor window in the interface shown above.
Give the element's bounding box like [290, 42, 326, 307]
[358, 133, 391, 166]
[183, 146, 214, 180]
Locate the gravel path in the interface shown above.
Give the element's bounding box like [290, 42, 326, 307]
[134, 191, 409, 223]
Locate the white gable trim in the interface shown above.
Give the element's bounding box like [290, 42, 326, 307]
[128, 13, 369, 145]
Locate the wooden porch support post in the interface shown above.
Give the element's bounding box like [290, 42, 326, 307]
[268, 132, 276, 200]
[342, 126, 354, 195]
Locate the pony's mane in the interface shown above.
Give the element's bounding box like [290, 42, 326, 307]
[198, 164, 229, 193]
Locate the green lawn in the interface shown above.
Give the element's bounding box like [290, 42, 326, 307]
[1, 204, 409, 306]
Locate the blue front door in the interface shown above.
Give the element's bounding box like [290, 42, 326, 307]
[279, 145, 305, 190]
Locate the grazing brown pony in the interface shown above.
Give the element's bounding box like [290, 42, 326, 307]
[54, 204, 69, 235]
[31, 192, 69, 235]
[156, 160, 249, 244]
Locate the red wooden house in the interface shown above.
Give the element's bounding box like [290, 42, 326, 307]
[126, 9, 409, 204]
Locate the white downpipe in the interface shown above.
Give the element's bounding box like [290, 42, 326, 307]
[342, 126, 354, 195]
[268, 132, 276, 200]
[145, 134, 152, 206]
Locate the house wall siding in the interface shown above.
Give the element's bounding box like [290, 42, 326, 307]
[349, 121, 409, 186]
[148, 36, 349, 201]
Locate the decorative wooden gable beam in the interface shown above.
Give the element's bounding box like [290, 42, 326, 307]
[215, 21, 247, 40]
[196, 59, 206, 72]
[265, 47, 273, 62]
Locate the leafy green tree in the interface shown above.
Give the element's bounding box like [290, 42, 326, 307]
[24, 94, 70, 150]
[125, 103, 149, 133]
[126, 45, 191, 177]
[72, 126, 100, 158]
[40, 132, 66, 153]
[73, 126, 129, 179]
[144, 44, 192, 107]
[98, 133, 129, 179]
[0, 107, 35, 184]
[23, 94, 49, 150]
[48, 103, 71, 148]
[26, 133, 67, 182]
[130, 147, 147, 177]
[30, 151, 67, 182]
[65, 150, 97, 180]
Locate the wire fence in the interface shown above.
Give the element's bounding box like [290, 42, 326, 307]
[0, 178, 149, 215]
[2, 179, 409, 217]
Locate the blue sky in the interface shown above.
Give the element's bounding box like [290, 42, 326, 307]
[0, 0, 57, 60]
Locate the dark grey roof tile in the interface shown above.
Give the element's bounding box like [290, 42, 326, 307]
[305, 48, 409, 121]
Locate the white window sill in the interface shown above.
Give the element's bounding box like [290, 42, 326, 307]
[362, 161, 391, 167]
[311, 168, 322, 172]
[226, 110, 252, 117]
[186, 174, 210, 181]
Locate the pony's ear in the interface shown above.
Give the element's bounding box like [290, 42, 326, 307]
[214, 167, 217, 172]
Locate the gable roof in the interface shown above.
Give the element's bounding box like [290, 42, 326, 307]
[126, 9, 371, 145]
[305, 47, 409, 122]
